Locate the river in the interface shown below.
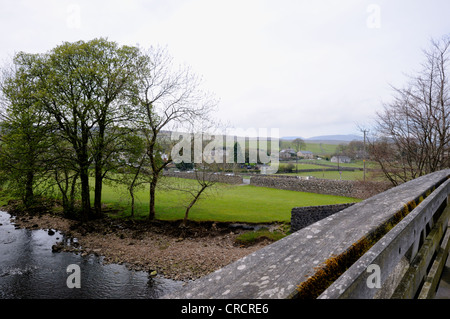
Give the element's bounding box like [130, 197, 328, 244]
[0, 211, 183, 299]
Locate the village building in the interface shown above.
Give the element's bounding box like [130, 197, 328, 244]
[297, 150, 314, 159]
[279, 148, 296, 159]
[330, 155, 352, 163]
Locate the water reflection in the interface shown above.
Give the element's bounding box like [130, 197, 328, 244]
[0, 211, 182, 299]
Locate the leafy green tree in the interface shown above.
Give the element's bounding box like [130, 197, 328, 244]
[49, 135, 80, 217]
[39, 38, 140, 221]
[292, 138, 305, 152]
[0, 52, 54, 208]
[0, 40, 216, 224]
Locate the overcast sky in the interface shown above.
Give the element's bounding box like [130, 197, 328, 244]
[1, 0, 449, 138]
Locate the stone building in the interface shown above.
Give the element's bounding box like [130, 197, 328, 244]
[330, 155, 351, 163]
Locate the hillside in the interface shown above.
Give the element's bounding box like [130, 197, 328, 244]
[281, 134, 363, 144]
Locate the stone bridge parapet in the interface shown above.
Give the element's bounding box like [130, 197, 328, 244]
[164, 169, 450, 299]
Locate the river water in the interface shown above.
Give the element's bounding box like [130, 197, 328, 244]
[0, 211, 183, 299]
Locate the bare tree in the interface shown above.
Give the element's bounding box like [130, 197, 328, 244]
[131, 46, 217, 220]
[182, 165, 219, 226]
[370, 36, 450, 186]
[163, 162, 220, 227]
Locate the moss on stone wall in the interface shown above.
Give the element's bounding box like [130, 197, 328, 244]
[296, 188, 430, 299]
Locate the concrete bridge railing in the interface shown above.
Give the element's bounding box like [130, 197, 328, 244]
[320, 171, 450, 299]
[163, 169, 450, 299]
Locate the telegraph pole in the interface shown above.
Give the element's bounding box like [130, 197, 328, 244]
[363, 129, 368, 182]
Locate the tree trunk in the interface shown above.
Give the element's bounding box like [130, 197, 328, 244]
[69, 172, 79, 212]
[79, 166, 91, 223]
[130, 188, 135, 218]
[94, 124, 105, 218]
[94, 163, 103, 218]
[129, 155, 145, 218]
[147, 134, 158, 220]
[24, 170, 34, 208]
[149, 176, 157, 220]
[183, 186, 207, 226]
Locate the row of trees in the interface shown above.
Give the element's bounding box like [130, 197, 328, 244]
[0, 38, 216, 222]
[335, 141, 365, 160]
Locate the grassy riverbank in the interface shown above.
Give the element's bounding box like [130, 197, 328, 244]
[0, 176, 360, 224]
[101, 177, 359, 223]
[0, 175, 360, 280]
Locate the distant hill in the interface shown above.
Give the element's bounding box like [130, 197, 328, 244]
[280, 136, 305, 140]
[281, 134, 363, 144]
[306, 134, 363, 142]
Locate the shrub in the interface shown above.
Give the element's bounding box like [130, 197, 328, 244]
[235, 228, 286, 246]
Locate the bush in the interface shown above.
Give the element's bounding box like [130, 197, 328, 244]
[175, 162, 194, 171]
[235, 228, 286, 246]
[279, 163, 295, 173]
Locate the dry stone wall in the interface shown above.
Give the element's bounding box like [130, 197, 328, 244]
[250, 175, 391, 199]
[291, 203, 356, 232]
[163, 171, 243, 184]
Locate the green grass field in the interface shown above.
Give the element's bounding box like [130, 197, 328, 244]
[0, 174, 360, 224]
[281, 141, 339, 156]
[279, 163, 328, 170]
[297, 159, 378, 169]
[277, 161, 384, 181]
[303, 142, 338, 155]
[102, 177, 359, 223]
